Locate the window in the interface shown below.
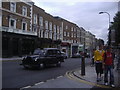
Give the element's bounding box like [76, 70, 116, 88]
[76, 40, 78, 43]
[41, 30, 43, 38]
[67, 32, 69, 37]
[45, 20, 48, 30]
[59, 34, 62, 39]
[77, 32, 80, 38]
[57, 26, 59, 33]
[49, 22, 52, 30]
[46, 32, 48, 38]
[45, 31, 48, 38]
[22, 22, 27, 30]
[22, 6, 27, 16]
[71, 27, 73, 31]
[74, 33, 76, 38]
[71, 33, 73, 37]
[9, 18, 16, 28]
[57, 34, 59, 39]
[53, 33, 56, 40]
[39, 16, 43, 26]
[66, 25, 68, 29]
[49, 31, 52, 39]
[10, 2, 16, 12]
[60, 27, 62, 33]
[64, 32, 66, 36]
[34, 14, 37, 24]
[60, 27, 62, 31]
[33, 27, 37, 32]
[54, 25, 56, 33]
[74, 28, 76, 32]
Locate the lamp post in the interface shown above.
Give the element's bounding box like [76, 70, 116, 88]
[99, 11, 110, 29]
[99, 11, 111, 46]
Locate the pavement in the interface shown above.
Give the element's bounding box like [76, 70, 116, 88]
[1, 57, 120, 89]
[20, 65, 120, 90]
[0, 57, 22, 61]
[20, 58, 120, 90]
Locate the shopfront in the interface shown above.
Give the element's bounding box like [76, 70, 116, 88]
[2, 31, 37, 57]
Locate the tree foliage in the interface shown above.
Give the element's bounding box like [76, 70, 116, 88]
[110, 12, 120, 45]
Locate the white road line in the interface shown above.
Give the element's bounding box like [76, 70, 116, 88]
[56, 76, 63, 78]
[20, 75, 64, 89]
[20, 86, 32, 89]
[46, 78, 55, 82]
[35, 82, 45, 85]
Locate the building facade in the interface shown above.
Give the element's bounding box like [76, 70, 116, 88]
[108, 1, 120, 47]
[1, 1, 97, 57]
[1, 1, 38, 57]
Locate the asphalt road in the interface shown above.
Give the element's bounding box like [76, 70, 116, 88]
[2, 58, 91, 88]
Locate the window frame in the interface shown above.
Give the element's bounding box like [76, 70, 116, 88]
[10, 2, 16, 12]
[45, 20, 48, 30]
[49, 22, 52, 30]
[33, 14, 37, 24]
[49, 31, 52, 39]
[40, 30, 44, 38]
[39, 16, 43, 26]
[22, 21, 27, 31]
[9, 18, 16, 29]
[66, 25, 68, 29]
[22, 6, 27, 16]
[57, 26, 59, 34]
[54, 25, 56, 33]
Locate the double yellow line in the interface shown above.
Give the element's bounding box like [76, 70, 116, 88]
[66, 70, 111, 88]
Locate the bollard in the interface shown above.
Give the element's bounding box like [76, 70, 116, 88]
[81, 56, 85, 76]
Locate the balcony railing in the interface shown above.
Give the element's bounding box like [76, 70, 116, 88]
[0, 26, 37, 36]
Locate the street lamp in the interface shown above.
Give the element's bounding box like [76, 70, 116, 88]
[99, 11, 111, 46]
[99, 11, 110, 29]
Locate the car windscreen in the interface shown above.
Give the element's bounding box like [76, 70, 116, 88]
[33, 49, 43, 55]
[47, 50, 61, 55]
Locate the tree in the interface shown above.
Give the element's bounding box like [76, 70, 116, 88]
[110, 12, 120, 46]
[98, 39, 104, 46]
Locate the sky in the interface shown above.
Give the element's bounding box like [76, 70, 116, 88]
[32, 0, 118, 44]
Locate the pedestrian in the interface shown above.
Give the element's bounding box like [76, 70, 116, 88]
[91, 49, 95, 67]
[94, 45, 105, 82]
[103, 46, 115, 87]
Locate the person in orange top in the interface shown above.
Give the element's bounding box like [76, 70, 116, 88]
[94, 45, 105, 82]
[103, 46, 115, 87]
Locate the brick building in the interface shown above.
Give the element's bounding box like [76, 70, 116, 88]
[1, 1, 96, 57]
[1, 1, 37, 57]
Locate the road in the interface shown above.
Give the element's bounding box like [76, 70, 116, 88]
[2, 58, 91, 88]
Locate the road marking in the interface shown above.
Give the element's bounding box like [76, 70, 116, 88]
[20, 86, 31, 89]
[66, 71, 111, 88]
[20, 75, 64, 89]
[46, 78, 55, 82]
[56, 76, 63, 78]
[35, 82, 44, 85]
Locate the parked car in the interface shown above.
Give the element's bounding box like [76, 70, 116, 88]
[61, 52, 67, 59]
[20, 48, 64, 69]
[72, 53, 81, 58]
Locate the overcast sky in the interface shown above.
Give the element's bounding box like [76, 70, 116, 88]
[32, 0, 118, 44]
